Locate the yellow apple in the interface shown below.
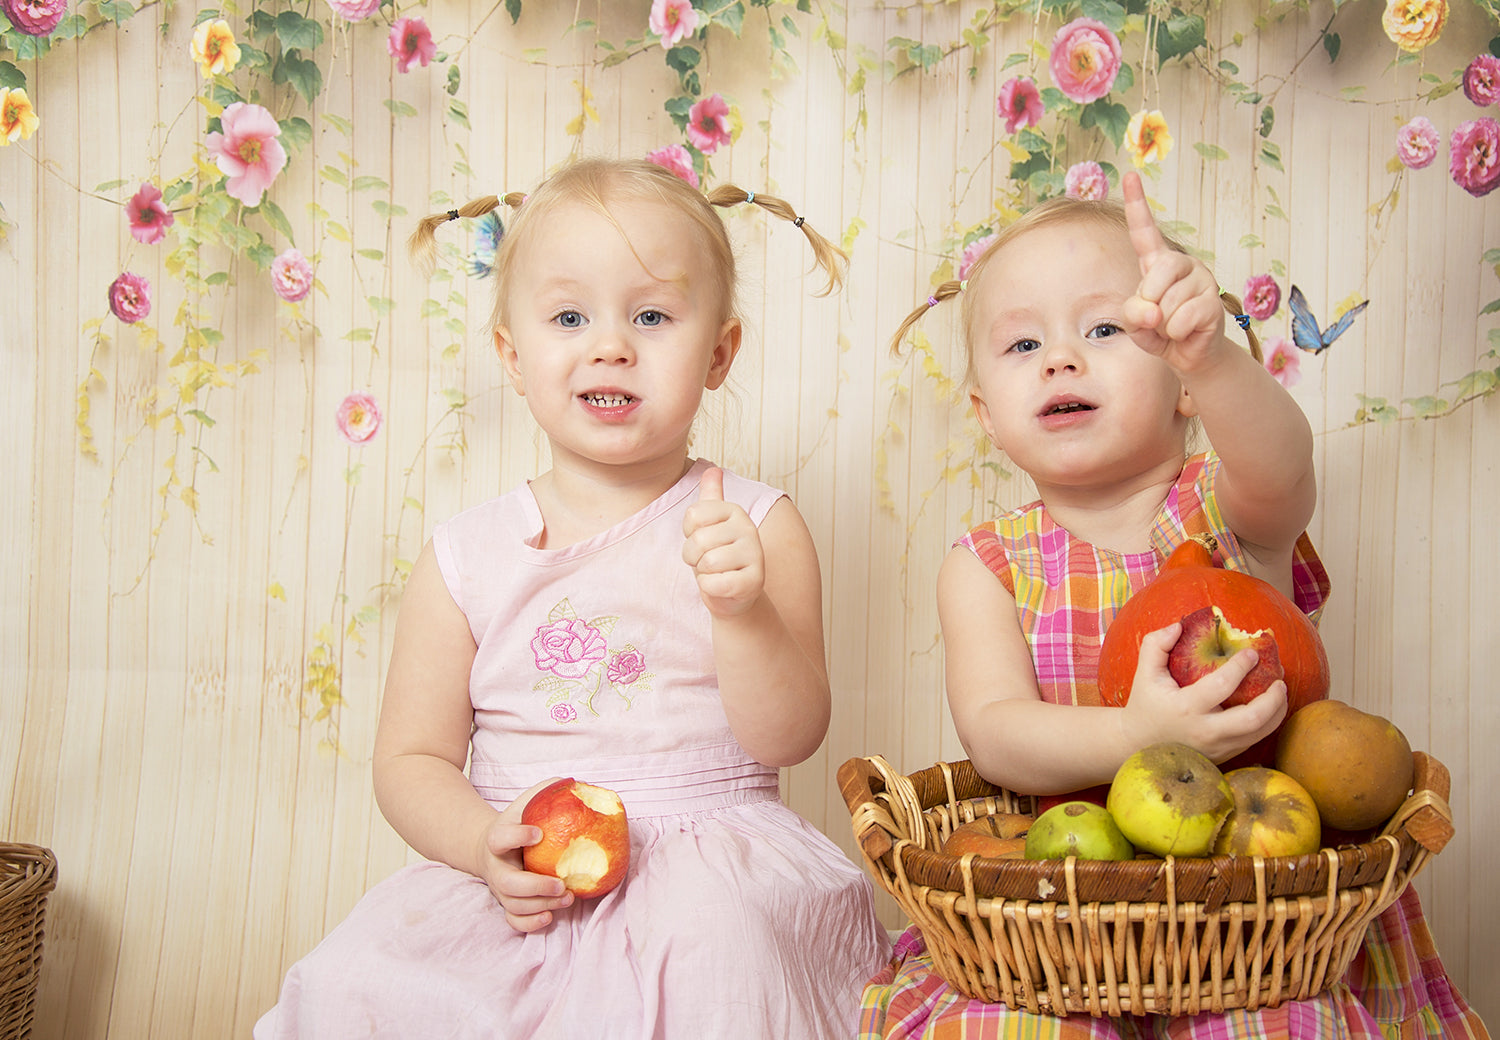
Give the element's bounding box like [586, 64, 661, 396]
[521, 778, 631, 898]
[1106, 743, 1233, 858]
[1214, 766, 1321, 857]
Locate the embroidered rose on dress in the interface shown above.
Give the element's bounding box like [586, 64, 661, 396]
[532, 599, 653, 720]
[532, 618, 608, 679]
[607, 648, 646, 686]
[550, 703, 579, 725]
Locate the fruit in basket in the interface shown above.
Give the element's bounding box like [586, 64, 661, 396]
[1107, 742, 1234, 857]
[1023, 801, 1134, 861]
[1096, 535, 1330, 769]
[1166, 606, 1285, 703]
[943, 814, 1034, 859]
[521, 778, 631, 897]
[1274, 700, 1414, 831]
[1213, 766, 1321, 857]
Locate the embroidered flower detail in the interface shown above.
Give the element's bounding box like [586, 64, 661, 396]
[1243, 274, 1281, 321]
[550, 703, 579, 725]
[607, 648, 647, 686]
[532, 618, 608, 680]
[1049, 18, 1121, 104]
[1396, 116, 1441, 169]
[1064, 161, 1108, 200]
[646, 144, 698, 188]
[996, 77, 1043, 135]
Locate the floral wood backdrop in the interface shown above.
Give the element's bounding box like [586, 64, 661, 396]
[2, 0, 1497, 1035]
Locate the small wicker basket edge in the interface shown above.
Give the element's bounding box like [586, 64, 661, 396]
[0, 843, 58, 1040]
[838, 752, 1453, 1018]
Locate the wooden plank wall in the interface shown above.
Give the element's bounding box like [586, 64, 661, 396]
[1, 1, 1495, 1034]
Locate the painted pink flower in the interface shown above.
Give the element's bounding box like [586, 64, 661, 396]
[1263, 337, 1302, 389]
[649, 0, 698, 49]
[686, 93, 731, 155]
[271, 248, 314, 302]
[550, 703, 579, 724]
[607, 648, 646, 686]
[205, 102, 287, 207]
[646, 143, 698, 188]
[957, 233, 996, 282]
[327, 0, 380, 21]
[1243, 274, 1281, 321]
[108, 272, 151, 324]
[336, 392, 382, 445]
[996, 77, 1043, 134]
[1, 0, 67, 36]
[1397, 116, 1441, 169]
[387, 16, 436, 74]
[1064, 161, 1109, 200]
[1450, 117, 1500, 197]
[1049, 18, 1121, 104]
[125, 183, 174, 245]
[531, 619, 607, 680]
[1463, 54, 1500, 108]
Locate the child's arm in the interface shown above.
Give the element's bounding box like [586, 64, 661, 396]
[682, 467, 831, 768]
[941, 547, 1287, 792]
[1120, 172, 1316, 587]
[372, 542, 573, 932]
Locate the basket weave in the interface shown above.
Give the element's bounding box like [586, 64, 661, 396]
[0, 844, 58, 1040]
[839, 752, 1453, 1017]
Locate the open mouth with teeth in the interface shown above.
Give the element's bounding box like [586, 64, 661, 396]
[581, 393, 635, 408]
[1044, 401, 1094, 416]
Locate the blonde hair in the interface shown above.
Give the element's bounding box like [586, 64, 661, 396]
[408, 158, 848, 331]
[889, 195, 1261, 384]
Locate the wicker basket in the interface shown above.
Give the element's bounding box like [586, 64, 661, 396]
[838, 753, 1453, 1017]
[0, 844, 58, 1040]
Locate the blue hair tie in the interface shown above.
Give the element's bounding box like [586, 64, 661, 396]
[744, 190, 755, 204]
[1234, 314, 1251, 330]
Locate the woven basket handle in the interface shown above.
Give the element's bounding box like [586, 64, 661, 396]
[1381, 751, 1454, 855]
[837, 757, 898, 862]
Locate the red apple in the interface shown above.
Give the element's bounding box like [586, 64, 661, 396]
[1167, 605, 1285, 709]
[521, 778, 631, 898]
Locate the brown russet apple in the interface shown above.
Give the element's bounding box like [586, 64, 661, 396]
[1213, 766, 1321, 857]
[943, 813, 1033, 859]
[1167, 606, 1285, 709]
[1275, 700, 1414, 832]
[521, 778, 631, 898]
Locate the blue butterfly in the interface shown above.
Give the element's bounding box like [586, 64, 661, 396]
[463, 210, 505, 278]
[1288, 284, 1369, 355]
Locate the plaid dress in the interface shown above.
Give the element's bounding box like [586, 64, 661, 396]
[858, 453, 1488, 1040]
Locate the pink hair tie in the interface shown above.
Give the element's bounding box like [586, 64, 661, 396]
[926, 295, 939, 308]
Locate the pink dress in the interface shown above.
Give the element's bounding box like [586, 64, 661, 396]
[858, 453, 1488, 1040]
[255, 459, 890, 1039]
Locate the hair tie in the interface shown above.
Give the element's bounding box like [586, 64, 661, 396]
[446, 209, 460, 222]
[1234, 314, 1251, 330]
[744, 190, 755, 204]
[959, 279, 968, 292]
[793, 216, 805, 228]
[926, 295, 939, 308]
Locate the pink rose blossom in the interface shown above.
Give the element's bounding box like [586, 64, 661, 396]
[1064, 161, 1109, 200]
[531, 619, 607, 680]
[1397, 116, 1441, 169]
[126, 183, 174, 245]
[108, 272, 151, 324]
[1, 0, 66, 36]
[205, 102, 287, 207]
[646, 144, 698, 188]
[1263, 337, 1302, 389]
[550, 703, 579, 724]
[336, 392, 382, 445]
[1049, 18, 1121, 104]
[387, 16, 436, 74]
[649, 0, 698, 49]
[1243, 274, 1281, 321]
[271, 248, 314, 302]
[996, 77, 1043, 134]
[1450, 117, 1500, 197]
[607, 648, 646, 686]
[686, 93, 731, 155]
[1464, 54, 1500, 107]
[327, 0, 380, 21]
[957, 233, 997, 282]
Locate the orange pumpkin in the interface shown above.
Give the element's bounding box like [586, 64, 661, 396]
[1097, 534, 1330, 769]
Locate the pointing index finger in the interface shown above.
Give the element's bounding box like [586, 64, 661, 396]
[1122, 171, 1169, 269]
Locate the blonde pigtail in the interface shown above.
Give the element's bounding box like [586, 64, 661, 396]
[706, 184, 849, 297]
[889, 279, 964, 356]
[1218, 290, 1263, 363]
[406, 194, 504, 276]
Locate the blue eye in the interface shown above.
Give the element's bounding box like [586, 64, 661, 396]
[555, 310, 585, 329]
[1089, 322, 1123, 339]
[636, 310, 666, 327]
[1009, 338, 1040, 354]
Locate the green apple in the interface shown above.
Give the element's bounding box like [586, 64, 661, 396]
[1024, 801, 1135, 861]
[1106, 743, 1233, 858]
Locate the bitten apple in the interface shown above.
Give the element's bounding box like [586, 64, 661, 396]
[1167, 606, 1285, 709]
[1213, 766, 1321, 857]
[521, 778, 631, 898]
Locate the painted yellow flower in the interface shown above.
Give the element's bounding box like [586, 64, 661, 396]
[191, 19, 241, 79]
[1381, 0, 1447, 52]
[0, 87, 39, 145]
[1126, 109, 1172, 167]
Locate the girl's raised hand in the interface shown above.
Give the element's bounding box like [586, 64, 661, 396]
[479, 776, 574, 933]
[1121, 171, 1227, 374]
[682, 466, 766, 618]
[1117, 623, 1288, 765]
